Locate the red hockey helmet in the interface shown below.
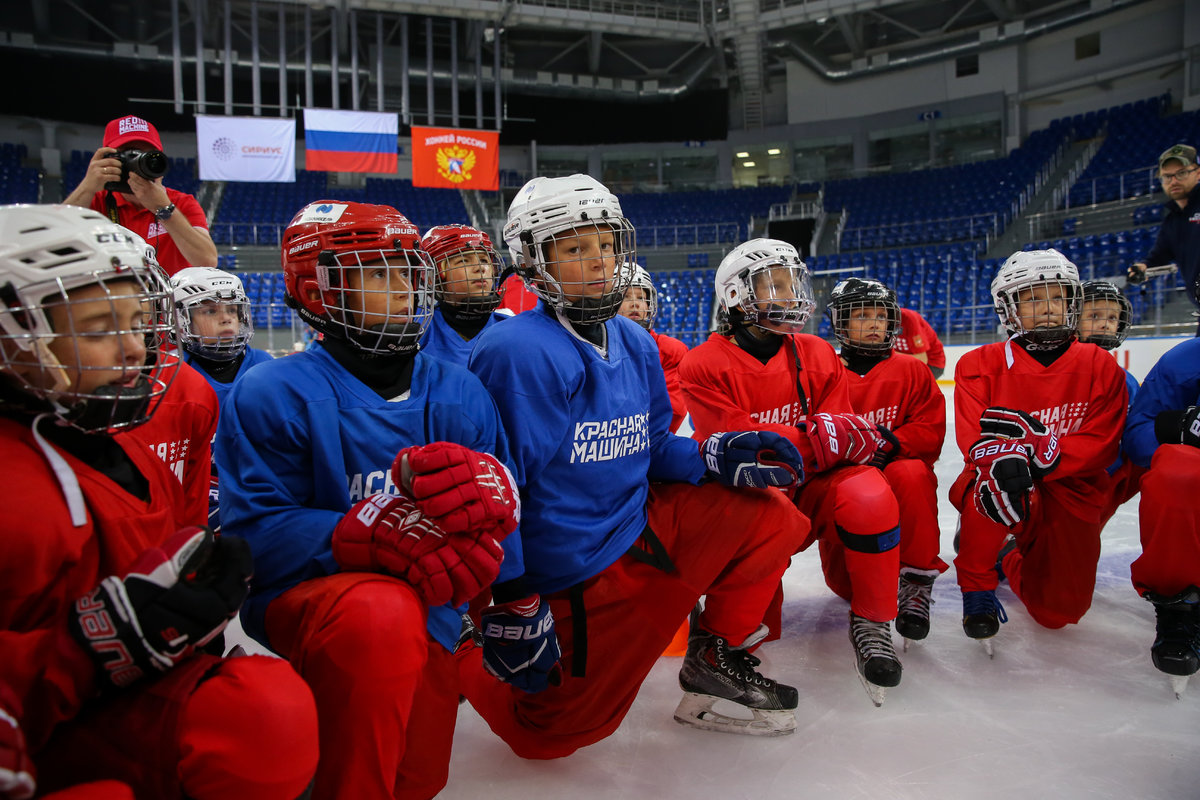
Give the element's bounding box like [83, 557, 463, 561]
[282, 200, 435, 355]
[420, 224, 503, 316]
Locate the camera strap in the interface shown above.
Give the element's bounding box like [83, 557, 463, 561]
[104, 191, 119, 225]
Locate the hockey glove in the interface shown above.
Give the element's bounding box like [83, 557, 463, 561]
[332, 492, 504, 607]
[701, 431, 803, 489]
[969, 438, 1035, 528]
[1181, 406, 1200, 448]
[0, 685, 34, 800]
[394, 442, 520, 539]
[68, 526, 252, 689]
[480, 595, 563, 693]
[978, 406, 1061, 476]
[871, 424, 901, 468]
[804, 412, 894, 472]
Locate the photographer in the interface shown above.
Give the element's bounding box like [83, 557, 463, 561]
[64, 115, 217, 275]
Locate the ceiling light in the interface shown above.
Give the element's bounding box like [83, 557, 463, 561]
[736, 151, 749, 158]
[767, 148, 781, 155]
[743, 161, 756, 167]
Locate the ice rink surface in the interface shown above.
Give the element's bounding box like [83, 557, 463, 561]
[440, 385, 1200, 800]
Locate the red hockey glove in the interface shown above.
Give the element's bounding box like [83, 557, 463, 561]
[68, 526, 252, 689]
[978, 406, 1060, 476]
[969, 438, 1035, 528]
[805, 412, 893, 472]
[480, 595, 563, 693]
[0, 684, 35, 800]
[332, 493, 504, 607]
[394, 442, 520, 539]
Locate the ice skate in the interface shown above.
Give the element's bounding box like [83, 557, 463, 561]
[675, 626, 797, 736]
[849, 613, 902, 707]
[896, 569, 938, 648]
[1146, 588, 1200, 699]
[962, 589, 1007, 658]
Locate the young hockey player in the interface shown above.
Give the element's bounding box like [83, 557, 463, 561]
[825, 278, 948, 644]
[419, 224, 508, 366]
[679, 239, 904, 705]
[1077, 280, 1143, 526]
[952, 250, 1127, 654]
[1122, 335, 1200, 695]
[0, 204, 317, 798]
[618, 263, 689, 433]
[216, 200, 524, 799]
[462, 175, 810, 750]
[894, 307, 946, 378]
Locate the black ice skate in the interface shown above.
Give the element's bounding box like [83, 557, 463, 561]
[896, 569, 938, 647]
[675, 626, 797, 736]
[849, 613, 902, 707]
[1146, 587, 1200, 699]
[962, 589, 1007, 658]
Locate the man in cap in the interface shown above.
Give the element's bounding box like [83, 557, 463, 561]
[64, 114, 217, 275]
[1128, 144, 1200, 328]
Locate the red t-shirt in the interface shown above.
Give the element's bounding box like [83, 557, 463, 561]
[650, 329, 689, 433]
[89, 187, 209, 276]
[842, 354, 946, 467]
[894, 308, 946, 370]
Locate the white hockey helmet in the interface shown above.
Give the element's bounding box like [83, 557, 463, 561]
[0, 204, 177, 432]
[991, 249, 1080, 346]
[502, 174, 636, 324]
[619, 262, 658, 330]
[171, 266, 253, 361]
[715, 238, 814, 334]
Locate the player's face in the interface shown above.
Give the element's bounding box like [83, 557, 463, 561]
[1158, 160, 1199, 202]
[438, 249, 496, 302]
[1078, 298, 1121, 343]
[1015, 282, 1068, 330]
[343, 258, 415, 330]
[44, 281, 148, 396]
[845, 305, 890, 346]
[189, 299, 244, 342]
[619, 286, 650, 323]
[544, 224, 617, 301]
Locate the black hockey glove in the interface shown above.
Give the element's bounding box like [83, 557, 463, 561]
[1181, 406, 1200, 448]
[701, 431, 803, 488]
[978, 407, 1061, 477]
[69, 526, 252, 689]
[969, 438, 1034, 529]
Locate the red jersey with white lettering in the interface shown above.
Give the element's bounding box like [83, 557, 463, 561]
[0, 416, 186, 749]
[894, 308, 946, 370]
[679, 332, 852, 470]
[120, 358, 218, 526]
[651, 329, 689, 433]
[954, 339, 1127, 521]
[843, 354, 946, 467]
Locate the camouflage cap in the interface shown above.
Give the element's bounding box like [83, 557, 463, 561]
[1158, 144, 1197, 171]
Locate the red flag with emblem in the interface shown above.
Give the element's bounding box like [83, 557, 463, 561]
[410, 126, 499, 191]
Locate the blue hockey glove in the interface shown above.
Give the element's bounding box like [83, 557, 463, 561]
[701, 430, 803, 488]
[480, 595, 563, 693]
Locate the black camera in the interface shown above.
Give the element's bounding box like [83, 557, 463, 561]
[105, 149, 169, 193]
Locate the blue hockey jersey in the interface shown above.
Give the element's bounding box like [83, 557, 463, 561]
[1124, 337, 1200, 468]
[216, 343, 524, 652]
[468, 304, 705, 595]
[419, 306, 508, 368]
[185, 347, 274, 408]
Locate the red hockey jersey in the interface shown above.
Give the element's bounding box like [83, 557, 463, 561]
[843, 354, 946, 467]
[954, 339, 1127, 521]
[894, 308, 946, 370]
[0, 416, 187, 750]
[651, 329, 689, 433]
[679, 332, 853, 470]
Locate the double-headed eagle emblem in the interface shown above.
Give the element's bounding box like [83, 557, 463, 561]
[436, 145, 476, 183]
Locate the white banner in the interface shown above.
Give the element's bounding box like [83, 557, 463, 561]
[196, 116, 296, 182]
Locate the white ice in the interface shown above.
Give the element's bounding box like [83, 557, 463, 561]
[441, 386, 1200, 800]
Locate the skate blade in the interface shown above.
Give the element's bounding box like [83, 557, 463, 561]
[1169, 674, 1189, 699]
[856, 671, 887, 707]
[978, 638, 995, 659]
[673, 692, 796, 737]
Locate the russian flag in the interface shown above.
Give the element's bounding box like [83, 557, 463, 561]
[304, 108, 398, 174]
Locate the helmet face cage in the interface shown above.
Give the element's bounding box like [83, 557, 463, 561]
[716, 240, 815, 334]
[0, 230, 177, 432]
[422, 225, 504, 316]
[826, 278, 900, 354]
[991, 249, 1081, 347]
[619, 263, 657, 330]
[1078, 280, 1132, 350]
[172, 267, 253, 361]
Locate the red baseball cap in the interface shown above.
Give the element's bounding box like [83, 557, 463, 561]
[103, 115, 163, 151]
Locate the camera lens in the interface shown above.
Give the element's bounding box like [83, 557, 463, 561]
[134, 151, 169, 180]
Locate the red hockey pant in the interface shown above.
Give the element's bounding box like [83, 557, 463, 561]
[952, 473, 1101, 628]
[266, 572, 461, 800]
[883, 457, 948, 575]
[36, 654, 317, 799]
[459, 481, 808, 760]
[1130, 445, 1200, 597]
